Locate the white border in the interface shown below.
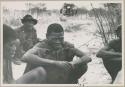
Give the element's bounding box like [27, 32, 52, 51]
[0, 0, 124, 87]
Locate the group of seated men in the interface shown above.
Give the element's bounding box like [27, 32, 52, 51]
[3, 14, 122, 84]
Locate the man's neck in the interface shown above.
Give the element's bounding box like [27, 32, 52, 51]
[46, 40, 64, 51]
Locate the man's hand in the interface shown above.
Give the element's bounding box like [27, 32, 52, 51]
[71, 56, 91, 66]
[69, 56, 91, 68]
[81, 56, 92, 63]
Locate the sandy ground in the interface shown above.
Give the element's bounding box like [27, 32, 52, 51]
[11, 14, 114, 84]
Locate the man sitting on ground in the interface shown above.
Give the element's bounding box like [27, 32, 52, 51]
[96, 25, 122, 83]
[14, 14, 39, 65]
[21, 23, 92, 84]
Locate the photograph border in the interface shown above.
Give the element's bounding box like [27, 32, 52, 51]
[0, 0, 124, 87]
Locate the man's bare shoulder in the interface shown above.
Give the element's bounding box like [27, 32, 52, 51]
[109, 39, 120, 44]
[64, 41, 74, 48]
[34, 39, 48, 48]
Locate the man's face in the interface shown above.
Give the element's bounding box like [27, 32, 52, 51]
[4, 39, 19, 58]
[47, 32, 64, 50]
[24, 21, 34, 29]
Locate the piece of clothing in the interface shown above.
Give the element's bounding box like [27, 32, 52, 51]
[103, 39, 122, 83]
[24, 39, 87, 83]
[14, 26, 38, 59]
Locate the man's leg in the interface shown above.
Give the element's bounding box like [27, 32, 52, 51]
[103, 59, 122, 83]
[68, 63, 88, 84]
[15, 67, 47, 84]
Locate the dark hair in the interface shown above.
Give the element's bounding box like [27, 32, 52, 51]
[47, 23, 64, 35]
[3, 24, 17, 44]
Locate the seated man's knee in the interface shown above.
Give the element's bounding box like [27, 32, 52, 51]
[69, 64, 88, 83]
[84, 64, 88, 71]
[75, 64, 88, 77]
[35, 67, 47, 78]
[81, 64, 88, 74]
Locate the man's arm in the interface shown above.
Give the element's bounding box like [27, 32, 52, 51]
[70, 48, 92, 66]
[21, 47, 72, 69]
[21, 47, 59, 66]
[96, 46, 121, 59]
[110, 57, 122, 61]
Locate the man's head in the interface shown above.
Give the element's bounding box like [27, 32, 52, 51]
[21, 14, 37, 29]
[46, 23, 64, 50]
[115, 25, 121, 39]
[3, 24, 19, 58]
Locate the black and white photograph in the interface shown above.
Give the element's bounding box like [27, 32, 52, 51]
[0, 0, 124, 86]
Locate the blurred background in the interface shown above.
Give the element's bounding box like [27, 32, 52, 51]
[2, 1, 122, 84]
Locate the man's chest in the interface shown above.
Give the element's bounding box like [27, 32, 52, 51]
[19, 31, 34, 40]
[37, 48, 74, 61]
